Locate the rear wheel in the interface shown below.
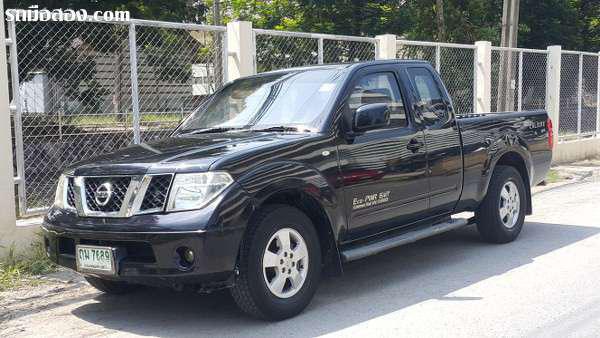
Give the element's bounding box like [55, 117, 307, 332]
[230, 204, 322, 320]
[476, 165, 527, 243]
[84, 276, 137, 294]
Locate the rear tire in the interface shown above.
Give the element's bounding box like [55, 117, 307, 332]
[230, 204, 322, 320]
[476, 165, 527, 243]
[84, 276, 137, 294]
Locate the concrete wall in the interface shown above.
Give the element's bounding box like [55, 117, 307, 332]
[553, 138, 600, 164]
[1, 220, 40, 256]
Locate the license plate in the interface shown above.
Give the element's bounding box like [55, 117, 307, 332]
[76, 245, 115, 275]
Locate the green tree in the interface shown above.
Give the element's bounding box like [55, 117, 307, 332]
[519, 0, 581, 49]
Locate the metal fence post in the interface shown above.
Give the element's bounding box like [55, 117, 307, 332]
[435, 45, 441, 73]
[221, 31, 228, 83]
[546, 45, 561, 146]
[318, 38, 324, 64]
[375, 34, 397, 60]
[577, 53, 583, 136]
[518, 51, 523, 111]
[128, 22, 141, 144]
[474, 41, 492, 113]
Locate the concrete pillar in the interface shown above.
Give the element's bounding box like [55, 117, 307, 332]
[375, 34, 397, 60]
[0, 0, 20, 256]
[546, 45, 561, 147]
[474, 41, 492, 113]
[226, 21, 255, 81]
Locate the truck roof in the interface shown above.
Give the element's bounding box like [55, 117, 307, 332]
[260, 59, 432, 75]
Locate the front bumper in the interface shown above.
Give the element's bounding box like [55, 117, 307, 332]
[42, 223, 243, 288]
[42, 182, 253, 289]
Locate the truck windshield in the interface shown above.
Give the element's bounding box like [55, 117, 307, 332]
[176, 68, 347, 134]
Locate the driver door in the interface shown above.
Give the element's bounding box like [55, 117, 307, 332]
[338, 66, 430, 240]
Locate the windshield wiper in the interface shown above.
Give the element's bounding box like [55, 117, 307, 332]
[251, 126, 300, 133]
[179, 126, 247, 135]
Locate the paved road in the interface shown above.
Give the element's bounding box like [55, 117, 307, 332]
[2, 178, 600, 337]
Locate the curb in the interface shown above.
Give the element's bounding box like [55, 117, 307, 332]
[532, 165, 600, 195]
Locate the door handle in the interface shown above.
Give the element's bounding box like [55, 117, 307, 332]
[407, 138, 424, 152]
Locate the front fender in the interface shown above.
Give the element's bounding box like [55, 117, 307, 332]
[237, 160, 344, 242]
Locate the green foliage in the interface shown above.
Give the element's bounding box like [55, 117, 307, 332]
[404, 0, 504, 43]
[0, 237, 57, 291]
[211, 0, 598, 50]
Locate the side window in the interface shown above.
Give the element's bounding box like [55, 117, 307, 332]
[347, 72, 407, 128]
[407, 67, 449, 127]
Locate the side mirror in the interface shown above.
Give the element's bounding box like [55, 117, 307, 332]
[353, 103, 390, 132]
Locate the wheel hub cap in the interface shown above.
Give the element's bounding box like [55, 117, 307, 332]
[499, 181, 520, 229]
[262, 228, 309, 298]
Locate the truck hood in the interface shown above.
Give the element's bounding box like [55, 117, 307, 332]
[72, 132, 315, 176]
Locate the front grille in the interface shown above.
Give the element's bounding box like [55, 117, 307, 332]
[84, 177, 131, 212]
[140, 175, 172, 212]
[66, 174, 174, 217]
[66, 177, 76, 208]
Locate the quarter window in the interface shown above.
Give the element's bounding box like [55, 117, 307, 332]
[407, 67, 449, 127]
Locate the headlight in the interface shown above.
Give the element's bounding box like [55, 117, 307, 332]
[166, 172, 233, 212]
[53, 174, 67, 209]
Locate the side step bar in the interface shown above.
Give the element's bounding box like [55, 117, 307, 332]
[340, 218, 470, 262]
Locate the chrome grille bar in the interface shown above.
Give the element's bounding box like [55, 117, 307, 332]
[70, 174, 172, 218]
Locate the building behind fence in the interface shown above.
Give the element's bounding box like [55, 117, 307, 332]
[5, 15, 600, 217]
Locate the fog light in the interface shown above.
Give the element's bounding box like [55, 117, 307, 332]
[183, 249, 194, 263]
[176, 247, 195, 269]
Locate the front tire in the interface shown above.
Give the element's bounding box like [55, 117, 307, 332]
[476, 165, 527, 243]
[231, 204, 322, 320]
[84, 276, 138, 294]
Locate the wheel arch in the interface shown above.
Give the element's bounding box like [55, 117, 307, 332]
[488, 151, 533, 215]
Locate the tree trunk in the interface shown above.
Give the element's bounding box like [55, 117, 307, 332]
[498, 0, 520, 111]
[435, 0, 446, 42]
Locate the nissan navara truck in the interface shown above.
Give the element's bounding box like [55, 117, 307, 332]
[43, 60, 553, 320]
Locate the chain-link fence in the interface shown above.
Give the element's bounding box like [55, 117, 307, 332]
[254, 29, 377, 72]
[490, 47, 548, 113]
[8, 17, 226, 215]
[559, 51, 599, 140]
[396, 40, 475, 115]
[135, 24, 225, 142]
[6, 15, 600, 217]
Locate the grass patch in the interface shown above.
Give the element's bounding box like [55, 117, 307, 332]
[0, 238, 57, 292]
[544, 169, 562, 184]
[65, 113, 184, 126]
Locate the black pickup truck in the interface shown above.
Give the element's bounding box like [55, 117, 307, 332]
[43, 60, 552, 320]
